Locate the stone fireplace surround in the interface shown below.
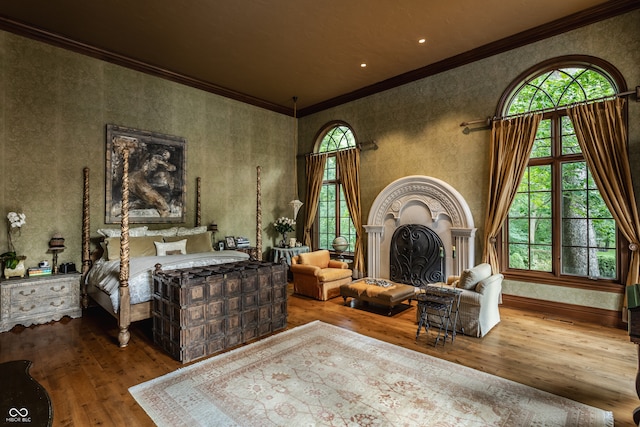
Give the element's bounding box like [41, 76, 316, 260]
[364, 175, 477, 281]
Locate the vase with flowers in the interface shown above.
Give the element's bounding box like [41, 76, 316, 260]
[273, 217, 295, 248]
[1, 211, 27, 279]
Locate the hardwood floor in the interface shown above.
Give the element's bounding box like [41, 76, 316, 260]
[1, 284, 638, 426]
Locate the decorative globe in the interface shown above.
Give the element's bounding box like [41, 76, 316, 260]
[332, 236, 349, 252]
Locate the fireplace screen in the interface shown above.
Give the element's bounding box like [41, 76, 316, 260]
[389, 224, 445, 287]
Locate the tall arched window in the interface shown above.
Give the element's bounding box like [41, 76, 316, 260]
[315, 122, 357, 252]
[497, 56, 627, 287]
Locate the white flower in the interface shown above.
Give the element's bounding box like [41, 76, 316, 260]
[6, 212, 25, 254]
[7, 212, 26, 229]
[274, 217, 295, 233]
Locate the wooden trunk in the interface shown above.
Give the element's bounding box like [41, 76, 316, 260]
[152, 260, 287, 363]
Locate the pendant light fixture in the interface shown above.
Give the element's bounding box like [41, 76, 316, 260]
[289, 96, 303, 219]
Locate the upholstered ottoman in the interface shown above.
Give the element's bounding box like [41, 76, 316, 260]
[340, 278, 416, 315]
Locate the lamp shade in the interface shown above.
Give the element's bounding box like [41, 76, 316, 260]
[289, 199, 303, 219]
[49, 233, 65, 248]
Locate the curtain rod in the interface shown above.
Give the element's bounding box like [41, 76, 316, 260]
[460, 85, 639, 127]
[299, 140, 377, 158]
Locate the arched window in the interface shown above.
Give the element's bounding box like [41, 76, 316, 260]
[497, 56, 626, 287]
[315, 122, 357, 252]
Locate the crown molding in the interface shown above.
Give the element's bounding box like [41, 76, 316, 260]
[0, 15, 291, 116]
[0, 0, 637, 118]
[298, 0, 640, 117]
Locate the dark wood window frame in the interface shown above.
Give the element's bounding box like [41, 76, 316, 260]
[495, 55, 628, 294]
[312, 120, 357, 259]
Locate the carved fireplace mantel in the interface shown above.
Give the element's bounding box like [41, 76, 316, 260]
[364, 175, 476, 280]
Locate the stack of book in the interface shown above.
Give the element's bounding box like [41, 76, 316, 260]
[235, 237, 251, 248]
[28, 266, 52, 277]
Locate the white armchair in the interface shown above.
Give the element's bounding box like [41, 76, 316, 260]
[441, 263, 503, 337]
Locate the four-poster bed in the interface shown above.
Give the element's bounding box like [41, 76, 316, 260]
[81, 137, 265, 348]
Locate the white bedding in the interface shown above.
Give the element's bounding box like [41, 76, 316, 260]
[86, 250, 250, 312]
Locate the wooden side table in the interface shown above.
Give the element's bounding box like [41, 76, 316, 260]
[0, 273, 82, 332]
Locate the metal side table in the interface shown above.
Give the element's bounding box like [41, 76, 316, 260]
[415, 285, 461, 347]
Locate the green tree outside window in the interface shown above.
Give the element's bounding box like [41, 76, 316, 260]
[317, 125, 357, 252]
[504, 63, 619, 280]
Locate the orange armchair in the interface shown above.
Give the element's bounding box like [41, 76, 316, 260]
[290, 249, 353, 300]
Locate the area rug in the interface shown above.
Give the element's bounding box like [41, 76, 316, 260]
[130, 321, 613, 426]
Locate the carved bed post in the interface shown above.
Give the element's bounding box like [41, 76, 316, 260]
[256, 166, 262, 260]
[81, 167, 91, 309]
[113, 136, 138, 348]
[196, 177, 202, 227]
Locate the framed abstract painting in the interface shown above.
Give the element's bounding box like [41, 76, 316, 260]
[105, 124, 187, 224]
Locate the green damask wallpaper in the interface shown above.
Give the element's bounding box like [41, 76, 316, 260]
[297, 10, 640, 312]
[0, 32, 296, 267]
[0, 10, 638, 315]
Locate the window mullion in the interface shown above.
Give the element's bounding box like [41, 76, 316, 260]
[334, 182, 341, 239]
[551, 115, 562, 277]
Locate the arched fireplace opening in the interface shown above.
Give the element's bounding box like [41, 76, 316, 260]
[390, 224, 446, 287]
[364, 175, 477, 280]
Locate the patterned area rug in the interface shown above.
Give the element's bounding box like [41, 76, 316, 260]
[130, 321, 613, 426]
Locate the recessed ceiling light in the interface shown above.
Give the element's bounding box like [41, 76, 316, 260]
[360, 63, 367, 68]
[418, 38, 426, 44]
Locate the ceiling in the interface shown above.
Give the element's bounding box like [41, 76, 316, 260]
[0, 0, 635, 116]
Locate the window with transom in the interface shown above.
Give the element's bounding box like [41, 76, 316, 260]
[316, 123, 357, 253]
[499, 57, 626, 286]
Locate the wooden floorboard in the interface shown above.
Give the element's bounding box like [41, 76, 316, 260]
[0, 283, 637, 426]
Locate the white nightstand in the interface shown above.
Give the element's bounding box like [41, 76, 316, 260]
[0, 273, 82, 332]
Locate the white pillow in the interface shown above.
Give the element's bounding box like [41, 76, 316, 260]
[154, 239, 187, 256]
[176, 226, 208, 236]
[145, 227, 179, 237]
[97, 226, 148, 238]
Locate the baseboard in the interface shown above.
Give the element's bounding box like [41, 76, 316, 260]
[501, 294, 625, 329]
